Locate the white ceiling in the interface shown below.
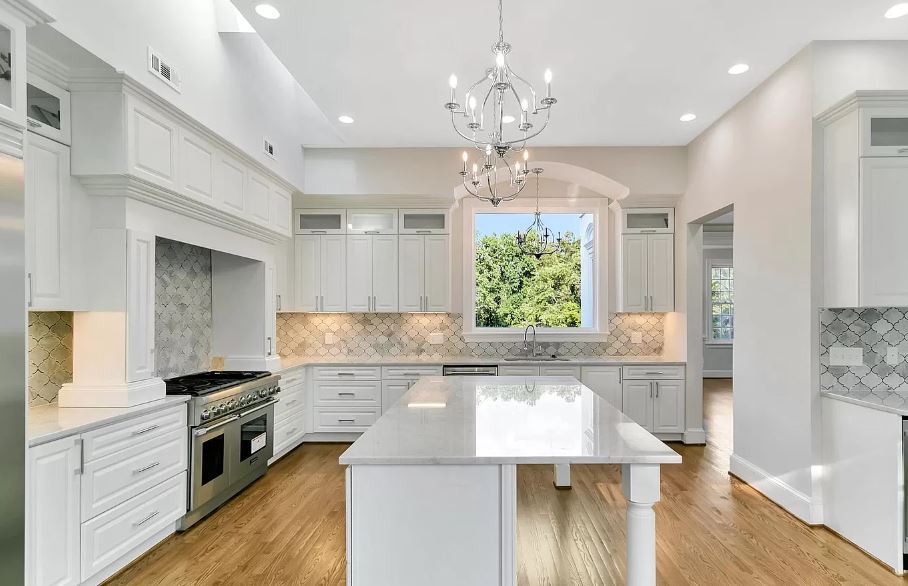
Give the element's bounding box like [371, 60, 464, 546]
[231, 0, 908, 148]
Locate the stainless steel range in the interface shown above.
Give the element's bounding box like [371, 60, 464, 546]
[165, 371, 281, 530]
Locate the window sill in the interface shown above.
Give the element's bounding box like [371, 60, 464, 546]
[463, 330, 610, 343]
[705, 340, 734, 347]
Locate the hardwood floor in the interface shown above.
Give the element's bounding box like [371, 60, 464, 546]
[108, 379, 906, 585]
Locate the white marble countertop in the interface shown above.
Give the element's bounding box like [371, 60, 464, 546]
[28, 396, 190, 447]
[278, 354, 685, 372]
[821, 388, 908, 416]
[339, 376, 682, 466]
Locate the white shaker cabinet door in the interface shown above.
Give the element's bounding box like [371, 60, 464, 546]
[860, 157, 908, 307]
[423, 235, 450, 312]
[398, 234, 425, 312]
[295, 235, 320, 312]
[381, 381, 411, 414]
[346, 234, 373, 312]
[621, 234, 648, 312]
[320, 235, 347, 312]
[372, 235, 399, 312]
[27, 436, 81, 586]
[126, 95, 178, 192]
[647, 234, 674, 312]
[652, 380, 684, 434]
[580, 366, 622, 411]
[126, 230, 156, 382]
[622, 380, 653, 431]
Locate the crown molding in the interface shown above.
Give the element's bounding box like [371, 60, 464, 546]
[0, 118, 24, 158]
[0, 0, 52, 26]
[26, 44, 70, 89]
[817, 90, 908, 126]
[78, 174, 289, 245]
[298, 193, 455, 209]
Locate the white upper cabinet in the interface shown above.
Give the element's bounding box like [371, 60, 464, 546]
[372, 235, 399, 312]
[399, 209, 450, 234]
[347, 234, 399, 312]
[620, 232, 673, 313]
[294, 235, 320, 312]
[346, 235, 373, 312]
[26, 75, 71, 145]
[347, 209, 398, 234]
[398, 234, 450, 312]
[126, 95, 178, 192]
[423, 235, 450, 312]
[621, 234, 647, 313]
[860, 106, 908, 157]
[25, 133, 71, 310]
[295, 234, 347, 312]
[859, 158, 908, 306]
[647, 234, 674, 312]
[177, 127, 215, 203]
[295, 208, 347, 235]
[126, 230, 156, 382]
[0, 7, 27, 130]
[622, 208, 674, 234]
[265, 263, 276, 356]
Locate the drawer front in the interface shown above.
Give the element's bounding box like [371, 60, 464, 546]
[81, 471, 187, 581]
[280, 367, 306, 387]
[315, 380, 381, 406]
[82, 405, 187, 463]
[313, 366, 381, 380]
[275, 398, 306, 428]
[498, 365, 540, 377]
[274, 417, 306, 452]
[381, 365, 443, 380]
[622, 365, 685, 380]
[274, 388, 305, 419]
[81, 428, 188, 520]
[538, 365, 582, 378]
[315, 407, 379, 433]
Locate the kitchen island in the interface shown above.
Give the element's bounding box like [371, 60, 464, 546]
[339, 376, 681, 586]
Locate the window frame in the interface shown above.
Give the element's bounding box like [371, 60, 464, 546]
[706, 258, 734, 344]
[461, 197, 610, 342]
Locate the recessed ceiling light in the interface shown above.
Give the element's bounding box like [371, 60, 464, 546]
[338, 115, 355, 124]
[254, 3, 280, 19]
[728, 63, 750, 75]
[885, 3, 908, 18]
[502, 115, 516, 124]
[680, 113, 697, 122]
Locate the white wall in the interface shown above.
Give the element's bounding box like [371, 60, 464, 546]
[29, 0, 338, 189]
[812, 41, 908, 115]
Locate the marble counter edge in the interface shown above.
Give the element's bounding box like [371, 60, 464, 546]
[820, 389, 908, 417]
[28, 395, 191, 447]
[277, 356, 686, 372]
[338, 453, 682, 465]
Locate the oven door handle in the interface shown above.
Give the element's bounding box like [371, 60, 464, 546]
[239, 398, 280, 418]
[193, 415, 239, 437]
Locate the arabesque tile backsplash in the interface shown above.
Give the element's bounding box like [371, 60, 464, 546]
[28, 311, 73, 405]
[820, 307, 908, 393]
[277, 313, 664, 359]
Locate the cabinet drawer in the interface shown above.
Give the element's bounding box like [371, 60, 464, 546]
[622, 365, 685, 380]
[81, 471, 187, 581]
[81, 428, 188, 520]
[313, 366, 381, 380]
[82, 405, 187, 463]
[275, 389, 305, 419]
[498, 365, 540, 377]
[315, 380, 381, 406]
[538, 365, 582, 378]
[275, 399, 306, 429]
[274, 417, 306, 450]
[381, 365, 443, 380]
[281, 367, 306, 387]
[315, 407, 379, 433]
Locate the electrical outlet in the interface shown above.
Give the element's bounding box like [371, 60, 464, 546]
[888, 347, 900, 366]
[630, 331, 643, 344]
[830, 346, 864, 367]
[427, 332, 444, 345]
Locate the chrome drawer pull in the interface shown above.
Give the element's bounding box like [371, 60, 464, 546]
[644, 371, 664, 375]
[402, 372, 420, 377]
[336, 372, 356, 377]
[286, 399, 298, 406]
[338, 419, 356, 423]
[287, 427, 298, 435]
[133, 510, 160, 527]
[132, 424, 160, 436]
[133, 461, 160, 475]
[337, 392, 356, 397]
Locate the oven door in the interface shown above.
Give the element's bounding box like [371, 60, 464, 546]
[231, 399, 277, 485]
[190, 415, 238, 511]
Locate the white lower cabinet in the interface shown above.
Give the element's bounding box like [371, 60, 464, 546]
[580, 366, 622, 410]
[621, 376, 685, 435]
[271, 368, 307, 464]
[27, 404, 189, 586]
[381, 380, 411, 413]
[498, 365, 540, 377]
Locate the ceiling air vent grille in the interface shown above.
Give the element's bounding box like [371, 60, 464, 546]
[147, 47, 181, 93]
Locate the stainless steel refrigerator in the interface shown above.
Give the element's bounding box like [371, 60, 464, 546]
[0, 148, 25, 583]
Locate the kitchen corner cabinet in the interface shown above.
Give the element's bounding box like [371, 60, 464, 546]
[399, 234, 450, 312]
[346, 234, 398, 312]
[295, 234, 346, 312]
[621, 233, 673, 312]
[126, 230, 156, 382]
[25, 132, 72, 310]
[27, 436, 82, 586]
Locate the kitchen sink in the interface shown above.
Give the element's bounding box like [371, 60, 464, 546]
[503, 356, 569, 362]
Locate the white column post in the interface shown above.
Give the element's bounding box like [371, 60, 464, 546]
[621, 463, 660, 586]
[553, 463, 571, 489]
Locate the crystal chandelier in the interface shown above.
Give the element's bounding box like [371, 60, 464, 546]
[445, 0, 556, 206]
[517, 169, 565, 258]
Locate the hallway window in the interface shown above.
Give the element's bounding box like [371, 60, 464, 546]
[709, 263, 734, 342]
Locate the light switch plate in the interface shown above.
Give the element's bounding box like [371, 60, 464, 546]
[888, 347, 900, 366]
[630, 331, 643, 344]
[830, 346, 863, 367]
[427, 332, 444, 345]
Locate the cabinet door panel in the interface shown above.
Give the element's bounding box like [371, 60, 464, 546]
[320, 235, 347, 312]
[27, 436, 81, 586]
[398, 235, 425, 312]
[270, 186, 292, 234]
[294, 236, 320, 312]
[647, 234, 674, 312]
[381, 381, 411, 414]
[127, 97, 177, 190]
[346, 235, 373, 312]
[372, 235, 399, 312]
[580, 366, 622, 410]
[178, 128, 214, 202]
[653, 380, 684, 434]
[126, 230, 155, 382]
[246, 171, 271, 224]
[622, 234, 648, 312]
[860, 158, 908, 306]
[214, 151, 246, 213]
[424, 235, 450, 312]
[621, 380, 653, 430]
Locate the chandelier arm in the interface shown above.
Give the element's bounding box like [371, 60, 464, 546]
[497, 107, 551, 147]
[507, 69, 539, 112]
[478, 83, 496, 131]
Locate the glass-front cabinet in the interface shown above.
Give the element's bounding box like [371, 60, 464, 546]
[861, 107, 908, 156]
[0, 6, 26, 130]
[346, 208, 398, 234]
[26, 75, 70, 145]
[399, 208, 450, 234]
[294, 209, 347, 234]
[621, 208, 674, 234]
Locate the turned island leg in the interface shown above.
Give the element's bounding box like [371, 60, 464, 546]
[621, 463, 660, 586]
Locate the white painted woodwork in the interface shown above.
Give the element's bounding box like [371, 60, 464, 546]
[320, 235, 347, 311]
[424, 235, 450, 311]
[647, 234, 674, 312]
[270, 186, 292, 233]
[347, 234, 399, 313]
[265, 263, 276, 356]
[381, 380, 411, 414]
[860, 106, 908, 157]
[859, 157, 908, 306]
[372, 235, 399, 312]
[125, 230, 155, 382]
[27, 436, 81, 586]
[538, 365, 582, 378]
[80, 405, 186, 462]
[553, 463, 571, 488]
[398, 234, 425, 312]
[346, 235, 373, 312]
[25, 133, 71, 310]
[380, 366, 443, 379]
[652, 380, 685, 434]
[177, 127, 214, 202]
[274, 236, 293, 312]
[398, 208, 450, 234]
[274, 388, 305, 420]
[246, 170, 271, 224]
[622, 365, 686, 380]
[622, 234, 648, 312]
[213, 149, 246, 213]
[314, 380, 382, 407]
[498, 365, 541, 377]
[621, 464, 661, 586]
[0, 7, 27, 130]
[822, 110, 860, 307]
[346, 209, 398, 234]
[315, 407, 380, 433]
[621, 208, 674, 234]
[622, 380, 653, 430]
[27, 74, 71, 145]
[313, 366, 381, 380]
[126, 95, 178, 191]
[294, 208, 347, 234]
[822, 396, 904, 573]
[294, 235, 319, 312]
[621, 233, 674, 313]
[580, 366, 622, 410]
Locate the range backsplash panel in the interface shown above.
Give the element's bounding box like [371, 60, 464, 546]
[28, 311, 73, 405]
[277, 313, 664, 359]
[820, 307, 908, 393]
[155, 238, 213, 378]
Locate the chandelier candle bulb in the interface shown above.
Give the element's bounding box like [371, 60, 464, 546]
[545, 69, 552, 97]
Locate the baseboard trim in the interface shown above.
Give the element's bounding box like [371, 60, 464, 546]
[703, 370, 732, 378]
[683, 428, 707, 444]
[729, 453, 818, 524]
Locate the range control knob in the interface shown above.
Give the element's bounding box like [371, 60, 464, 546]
[258, 389, 267, 397]
[200, 410, 211, 421]
[228, 399, 238, 409]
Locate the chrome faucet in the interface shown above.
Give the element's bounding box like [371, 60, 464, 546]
[523, 324, 538, 357]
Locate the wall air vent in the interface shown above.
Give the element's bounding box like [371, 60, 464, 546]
[264, 138, 275, 159]
[147, 47, 181, 93]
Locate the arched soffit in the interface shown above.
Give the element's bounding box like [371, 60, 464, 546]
[452, 160, 630, 202]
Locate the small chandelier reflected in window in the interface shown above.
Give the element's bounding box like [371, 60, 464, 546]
[516, 169, 565, 259]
